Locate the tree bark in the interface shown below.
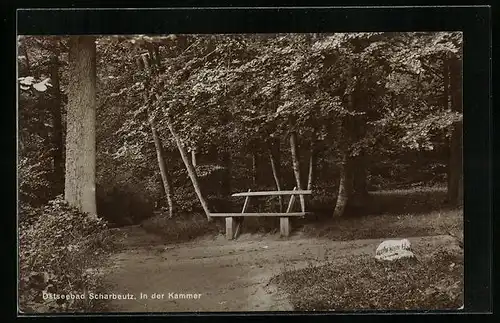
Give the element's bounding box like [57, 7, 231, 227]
[448, 56, 463, 206]
[150, 121, 174, 218]
[191, 148, 197, 168]
[333, 153, 351, 217]
[290, 131, 305, 211]
[307, 136, 317, 191]
[333, 64, 354, 218]
[49, 54, 64, 196]
[269, 141, 283, 212]
[166, 119, 212, 221]
[64, 36, 97, 216]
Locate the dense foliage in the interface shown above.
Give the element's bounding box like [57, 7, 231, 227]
[19, 197, 112, 312]
[17, 32, 464, 313]
[19, 32, 463, 224]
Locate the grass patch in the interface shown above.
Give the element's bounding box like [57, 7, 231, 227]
[300, 209, 462, 241]
[139, 214, 224, 243]
[299, 186, 462, 241]
[139, 186, 462, 243]
[272, 245, 463, 311]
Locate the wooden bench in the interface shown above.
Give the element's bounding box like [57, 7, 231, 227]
[210, 187, 312, 239]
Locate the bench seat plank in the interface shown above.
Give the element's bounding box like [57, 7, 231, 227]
[210, 212, 311, 217]
[231, 190, 311, 197]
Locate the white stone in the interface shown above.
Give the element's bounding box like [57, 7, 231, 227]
[375, 238, 415, 261]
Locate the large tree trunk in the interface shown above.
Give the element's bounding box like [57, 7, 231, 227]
[150, 121, 174, 218]
[166, 119, 212, 221]
[333, 153, 351, 217]
[448, 56, 463, 206]
[290, 131, 305, 211]
[64, 36, 97, 216]
[269, 140, 283, 212]
[49, 54, 64, 196]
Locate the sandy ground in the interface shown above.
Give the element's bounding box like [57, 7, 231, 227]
[102, 225, 458, 312]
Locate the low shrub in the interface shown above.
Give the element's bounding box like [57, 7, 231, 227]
[18, 156, 54, 207]
[19, 197, 113, 313]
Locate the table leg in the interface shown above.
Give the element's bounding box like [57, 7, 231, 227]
[226, 217, 236, 240]
[235, 191, 251, 239]
[280, 217, 290, 237]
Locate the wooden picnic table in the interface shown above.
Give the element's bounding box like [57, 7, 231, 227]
[210, 187, 312, 239]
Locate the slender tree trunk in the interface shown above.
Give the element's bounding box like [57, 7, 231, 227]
[150, 121, 174, 218]
[333, 153, 351, 217]
[64, 36, 97, 216]
[49, 55, 64, 196]
[138, 55, 177, 219]
[443, 55, 450, 111]
[252, 151, 258, 187]
[191, 148, 197, 168]
[306, 137, 317, 213]
[138, 52, 176, 218]
[166, 119, 212, 221]
[333, 64, 355, 218]
[448, 56, 463, 206]
[269, 141, 283, 212]
[307, 137, 317, 191]
[290, 131, 305, 211]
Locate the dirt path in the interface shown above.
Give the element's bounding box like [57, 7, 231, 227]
[102, 226, 457, 312]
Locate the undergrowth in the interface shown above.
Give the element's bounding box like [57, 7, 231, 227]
[272, 246, 463, 311]
[19, 197, 116, 313]
[139, 186, 462, 243]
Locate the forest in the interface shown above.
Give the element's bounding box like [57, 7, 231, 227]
[18, 32, 463, 312]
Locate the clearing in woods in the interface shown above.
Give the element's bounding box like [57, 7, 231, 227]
[103, 225, 459, 312]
